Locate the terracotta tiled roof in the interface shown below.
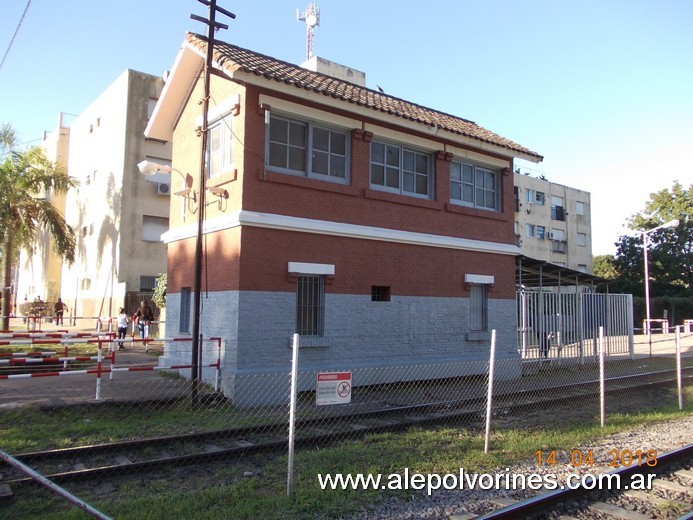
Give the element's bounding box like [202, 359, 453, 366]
[186, 33, 542, 161]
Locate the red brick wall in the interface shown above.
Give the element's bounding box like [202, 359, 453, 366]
[238, 227, 516, 298]
[241, 85, 515, 245]
[167, 81, 518, 300]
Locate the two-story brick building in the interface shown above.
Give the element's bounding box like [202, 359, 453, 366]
[145, 33, 543, 404]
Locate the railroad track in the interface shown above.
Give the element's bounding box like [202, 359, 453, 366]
[464, 443, 692, 520]
[1, 370, 690, 487]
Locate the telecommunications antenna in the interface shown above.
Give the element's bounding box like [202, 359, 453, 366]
[297, 3, 320, 61]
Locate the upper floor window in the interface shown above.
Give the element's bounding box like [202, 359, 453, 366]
[536, 225, 546, 240]
[208, 116, 233, 178]
[370, 141, 432, 198]
[577, 232, 587, 247]
[576, 201, 585, 216]
[142, 215, 169, 242]
[268, 115, 348, 183]
[551, 196, 565, 221]
[450, 161, 499, 210]
[526, 224, 535, 238]
[526, 189, 535, 204]
[536, 191, 545, 206]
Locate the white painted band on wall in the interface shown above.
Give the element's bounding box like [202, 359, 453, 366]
[161, 210, 520, 257]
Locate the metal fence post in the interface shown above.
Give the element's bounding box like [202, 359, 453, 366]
[676, 325, 683, 411]
[287, 333, 300, 495]
[484, 329, 497, 454]
[599, 326, 605, 428]
[95, 337, 103, 401]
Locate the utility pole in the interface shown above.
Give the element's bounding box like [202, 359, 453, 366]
[189, 0, 235, 406]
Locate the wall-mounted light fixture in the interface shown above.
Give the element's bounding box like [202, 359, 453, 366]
[138, 160, 198, 213]
[206, 185, 229, 211]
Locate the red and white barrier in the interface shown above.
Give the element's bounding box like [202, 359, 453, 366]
[1, 335, 222, 399]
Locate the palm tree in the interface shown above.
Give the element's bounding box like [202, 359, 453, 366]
[0, 123, 77, 330]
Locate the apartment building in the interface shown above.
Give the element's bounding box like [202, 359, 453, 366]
[514, 171, 592, 273]
[14, 115, 71, 309]
[146, 33, 543, 404]
[55, 70, 171, 320]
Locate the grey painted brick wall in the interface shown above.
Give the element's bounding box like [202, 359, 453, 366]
[163, 290, 520, 405]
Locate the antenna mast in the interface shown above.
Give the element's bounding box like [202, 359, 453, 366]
[297, 2, 320, 61]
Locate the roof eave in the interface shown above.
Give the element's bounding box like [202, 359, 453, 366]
[144, 42, 203, 142]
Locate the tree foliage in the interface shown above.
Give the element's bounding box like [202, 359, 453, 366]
[608, 181, 692, 297]
[152, 273, 167, 309]
[0, 123, 78, 329]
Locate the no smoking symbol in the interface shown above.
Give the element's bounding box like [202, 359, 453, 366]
[337, 381, 351, 398]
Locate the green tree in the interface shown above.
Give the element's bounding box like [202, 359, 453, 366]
[0, 123, 78, 330]
[152, 273, 167, 309]
[592, 254, 618, 280]
[611, 181, 692, 297]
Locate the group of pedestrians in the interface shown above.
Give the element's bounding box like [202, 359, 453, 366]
[116, 301, 154, 350]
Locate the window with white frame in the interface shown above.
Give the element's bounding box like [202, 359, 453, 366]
[469, 285, 488, 331]
[208, 116, 233, 178]
[526, 189, 535, 204]
[577, 232, 587, 247]
[450, 161, 499, 210]
[268, 115, 348, 182]
[370, 141, 432, 198]
[536, 191, 545, 206]
[526, 224, 535, 238]
[576, 201, 585, 216]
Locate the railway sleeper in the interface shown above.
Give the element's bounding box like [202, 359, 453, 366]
[587, 500, 651, 520]
[622, 488, 688, 513]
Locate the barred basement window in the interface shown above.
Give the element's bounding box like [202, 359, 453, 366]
[371, 286, 391, 302]
[296, 275, 325, 336]
[179, 287, 191, 333]
[469, 284, 488, 332]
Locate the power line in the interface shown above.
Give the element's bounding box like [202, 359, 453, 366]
[0, 0, 33, 71]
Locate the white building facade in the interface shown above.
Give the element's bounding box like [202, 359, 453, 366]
[514, 172, 593, 273]
[59, 69, 171, 321]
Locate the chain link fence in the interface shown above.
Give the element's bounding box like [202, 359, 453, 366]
[0, 309, 691, 518]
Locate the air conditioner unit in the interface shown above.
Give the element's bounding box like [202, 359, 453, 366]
[157, 182, 171, 196]
[548, 232, 555, 240]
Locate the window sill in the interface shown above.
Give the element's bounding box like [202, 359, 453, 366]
[208, 168, 238, 188]
[263, 170, 359, 197]
[445, 203, 508, 222]
[466, 331, 491, 342]
[294, 336, 330, 348]
[364, 189, 441, 210]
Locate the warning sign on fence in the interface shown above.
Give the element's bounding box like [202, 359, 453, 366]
[316, 371, 352, 406]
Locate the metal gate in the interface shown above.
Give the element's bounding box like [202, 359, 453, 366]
[517, 290, 633, 361]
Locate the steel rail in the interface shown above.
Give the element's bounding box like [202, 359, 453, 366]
[3, 372, 690, 485]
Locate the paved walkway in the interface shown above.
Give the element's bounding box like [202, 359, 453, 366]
[0, 334, 191, 408]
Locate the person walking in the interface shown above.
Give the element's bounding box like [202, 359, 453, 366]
[116, 308, 129, 350]
[53, 297, 68, 326]
[134, 301, 154, 341]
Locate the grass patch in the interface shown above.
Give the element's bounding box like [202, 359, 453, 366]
[2, 386, 690, 519]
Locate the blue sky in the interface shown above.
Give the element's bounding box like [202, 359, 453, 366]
[1, 0, 691, 255]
